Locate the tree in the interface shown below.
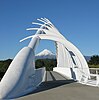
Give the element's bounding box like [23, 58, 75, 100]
[89, 55, 99, 65]
[35, 59, 44, 69]
[0, 59, 12, 80]
[0, 59, 12, 73]
[35, 59, 57, 71]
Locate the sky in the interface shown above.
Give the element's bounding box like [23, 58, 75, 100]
[0, 0, 99, 60]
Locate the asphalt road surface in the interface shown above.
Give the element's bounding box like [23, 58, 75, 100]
[17, 71, 99, 100]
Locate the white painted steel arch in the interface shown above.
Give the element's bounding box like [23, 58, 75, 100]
[0, 18, 90, 99]
[22, 18, 90, 81]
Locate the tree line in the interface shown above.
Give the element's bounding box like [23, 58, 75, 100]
[0, 59, 57, 80]
[88, 55, 99, 65]
[0, 59, 12, 80]
[0, 55, 99, 80]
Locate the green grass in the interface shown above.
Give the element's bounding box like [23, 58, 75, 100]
[88, 64, 99, 68]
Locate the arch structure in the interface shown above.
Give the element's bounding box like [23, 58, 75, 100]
[0, 18, 93, 99]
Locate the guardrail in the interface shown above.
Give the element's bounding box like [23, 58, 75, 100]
[88, 68, 99, 86]
[89, 68, 99, 74]
[78, 68, 99, 86]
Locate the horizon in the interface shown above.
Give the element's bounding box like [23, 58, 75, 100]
[0, 48, 95, 61]
[0, 0, 99, 60]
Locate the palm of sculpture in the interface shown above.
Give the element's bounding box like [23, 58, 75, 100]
[0, 18, 90, 99]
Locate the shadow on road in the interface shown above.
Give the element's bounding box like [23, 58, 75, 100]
[23, 71, 76, 97]
[29, 71, 76, 95]
[32, 79, 76, 94]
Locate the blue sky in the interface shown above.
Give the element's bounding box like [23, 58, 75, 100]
[0, 0, 99, 60]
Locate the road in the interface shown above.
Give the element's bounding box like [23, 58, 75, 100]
[17, 71, 99, 100]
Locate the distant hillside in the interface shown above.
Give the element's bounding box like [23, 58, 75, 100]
[84, 56, 91, 62]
